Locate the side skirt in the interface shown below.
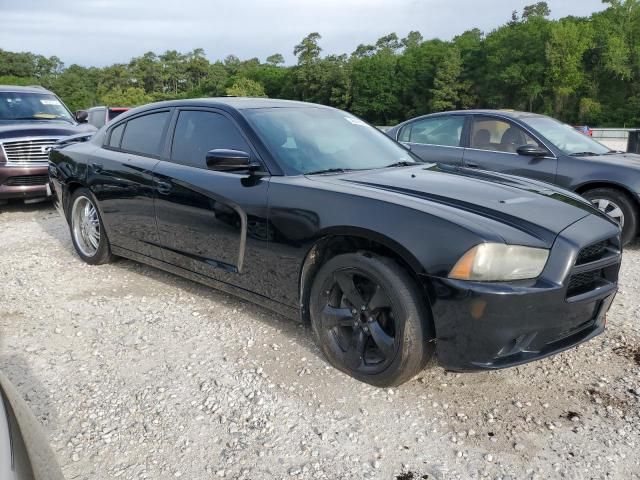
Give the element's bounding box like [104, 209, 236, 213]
[111, 245, 300, 322]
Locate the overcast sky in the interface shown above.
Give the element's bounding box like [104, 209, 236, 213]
[0, 0, 607, 67]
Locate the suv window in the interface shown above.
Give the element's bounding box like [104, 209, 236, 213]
[399, 116, 465, 147]
[108, 123, 125, 148]
[88, 108, 106, 129]
[471, 117, 540, 154]
[120, 111, 170, 157]
[171, 110, 250, 168]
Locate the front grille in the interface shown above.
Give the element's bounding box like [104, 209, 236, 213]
[3, 175, 49, 186]
[565, 236, 620, 299]
[567, 270, 604, 297]
[1, 138, 58, 165]
[576, 240, 608, 265]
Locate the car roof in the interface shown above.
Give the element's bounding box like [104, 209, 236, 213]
[412, 109, 549, 121]
[0, 85, 53, 94]
[131, 97, 329, 113]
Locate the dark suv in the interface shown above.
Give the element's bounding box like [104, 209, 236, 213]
[0, 85, 95, 204]
[387, 110, 640, 245]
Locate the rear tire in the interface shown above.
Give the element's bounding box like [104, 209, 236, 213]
[582, 188, 638, 246]
[309, 252, 434, 387]
[68, 188, 114, 265]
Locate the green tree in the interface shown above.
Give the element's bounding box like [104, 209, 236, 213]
[225, 77, 267, 97]
[266, 53, 285, 66]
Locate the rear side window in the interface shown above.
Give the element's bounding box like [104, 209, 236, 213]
[120, 111, 170, 157]
[108, 123, 125, 148]
[399, 116, 465, 147]
[171, 110, 250, 168]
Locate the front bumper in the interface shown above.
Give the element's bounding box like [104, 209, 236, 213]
[428, 215, 621, 371]
[0, 164, 49, 200]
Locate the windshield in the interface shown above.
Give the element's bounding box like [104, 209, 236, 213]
[244, 107, 420, 175]
[522, 116, 610, 155]
[0, 91, 75, 123]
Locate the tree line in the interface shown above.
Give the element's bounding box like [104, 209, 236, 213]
[1, 0, 639, 127]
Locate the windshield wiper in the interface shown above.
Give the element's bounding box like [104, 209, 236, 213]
[305, 168, 354, 175]
[568, 151, 602, 156]
[12, 116, 74, 124]
[383, 161, 419, 168]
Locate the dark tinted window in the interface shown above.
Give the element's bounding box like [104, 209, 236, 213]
[399, 116, 465, 147]
[108, 109, 127, 121]
[171, 110, 250, 168]
[120, 111, 170, 157]
[108, 123, 125, 148]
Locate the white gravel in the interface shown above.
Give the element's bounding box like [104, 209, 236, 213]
[1, 203, 639, 480]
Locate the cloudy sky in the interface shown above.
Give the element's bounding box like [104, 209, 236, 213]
[0, 0, 606, 67]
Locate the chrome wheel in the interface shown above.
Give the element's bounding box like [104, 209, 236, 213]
[591, 198, 625, 228]
[71, 196, 100, 257]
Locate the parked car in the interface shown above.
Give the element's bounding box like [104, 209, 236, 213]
[83, 105, 129, 129]
[49, 98, 621, 386]
[386, 110, 640, 245]
[0, 85, 96, 204]
[0, 371, 65, 479]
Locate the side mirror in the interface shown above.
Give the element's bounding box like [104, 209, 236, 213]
[205, 149, 265, 175]
[0, 372, 65, 479]
[517, 145, 549, 157]
[75, 110, 88, 123]
[400, 142, 412, 151]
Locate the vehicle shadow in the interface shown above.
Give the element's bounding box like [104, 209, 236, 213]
[30, 206, 323, 364]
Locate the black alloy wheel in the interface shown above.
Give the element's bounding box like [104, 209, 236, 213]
[310, 252, 433, 387]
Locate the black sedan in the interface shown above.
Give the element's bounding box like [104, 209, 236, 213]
[49, 99, 621, 387]
[386, 110, 640, 245]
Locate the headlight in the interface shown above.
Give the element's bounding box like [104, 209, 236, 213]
[449, 243, 549, 281]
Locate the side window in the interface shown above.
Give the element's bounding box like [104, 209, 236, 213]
[120, 111, 170, 157]
[108, 123, 125, 148]
[470, 117, 540, 153]
[88, 108, 105, 129]
[171, 110, 250, 168]
[400, 116, 465, 147]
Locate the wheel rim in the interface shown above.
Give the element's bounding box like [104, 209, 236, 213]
[319, 268, 398, 375]
[591, 198, 625, 228]
[71, 196, 100, 257]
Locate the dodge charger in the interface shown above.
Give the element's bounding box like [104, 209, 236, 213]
[48, 98, 622, 387]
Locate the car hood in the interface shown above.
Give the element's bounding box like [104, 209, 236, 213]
[577, 152, 640, 167]
[0, 121, 95, 140]
[308, 164, 603, 246]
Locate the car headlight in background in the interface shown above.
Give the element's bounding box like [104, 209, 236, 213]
[449, 243, 549, 281]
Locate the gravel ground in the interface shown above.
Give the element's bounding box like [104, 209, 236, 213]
[0, 202, 639, 480]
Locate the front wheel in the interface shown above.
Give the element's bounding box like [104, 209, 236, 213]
[309, 252, 434, 387]
[582, 188, 638, 246]
[69, 188, 114, 265]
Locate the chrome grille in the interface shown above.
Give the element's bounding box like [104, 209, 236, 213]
[1, 138, 59, 165]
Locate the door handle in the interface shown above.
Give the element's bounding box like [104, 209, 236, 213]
[465, 161, 480, 169]
[156, 181, 172, 195]
[91, 162, 103, 173]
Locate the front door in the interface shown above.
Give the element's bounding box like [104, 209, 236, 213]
[463, 115, 558, 183]
[153, 108, 272, 294]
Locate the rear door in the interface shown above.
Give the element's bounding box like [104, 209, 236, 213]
[153, 108, 272, 293]
[396, 115, 466, 165]
[463, 115, 558, 183]
[89, 109, 171, 259]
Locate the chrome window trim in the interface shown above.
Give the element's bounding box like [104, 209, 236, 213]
[464, 147, 557, 160]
